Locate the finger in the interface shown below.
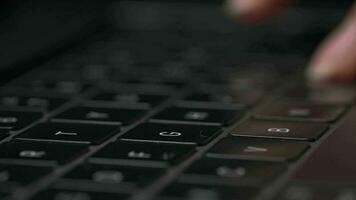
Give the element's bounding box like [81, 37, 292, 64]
[224, 0, 291, 21]
[308, 3, 356, 83]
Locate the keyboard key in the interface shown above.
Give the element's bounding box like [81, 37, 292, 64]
[0, 129, 9, 141]
[32, 189, 130, 200]
[158, 183, 258, 200]
[0, 140, 88, 166]
[0, 109, 43, 130]
[254, 101, 344, 122]
[180, 158, 284, 186]
[53, 106, 146, 126]
[121, 123, 221, 145]
[91, 92, 168, 107]
[0, 164, 52, 190]
[231, 119, 328, 141]
[16, 122, 120, 144]
[90, 141, 195, 167]
[207, 137, 309, 162]
[0, 93, 67, 111]
[279, 84, 355, 105]
[151, 106, 242, 125]
[183, 90, 263, 106]
[11, 80, 91, 95]
[61, 163, 162, 188]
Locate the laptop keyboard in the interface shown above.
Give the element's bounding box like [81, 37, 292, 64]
[0, 30, 355, 200]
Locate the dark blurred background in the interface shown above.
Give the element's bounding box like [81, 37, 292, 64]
[0, 0, 355, 79]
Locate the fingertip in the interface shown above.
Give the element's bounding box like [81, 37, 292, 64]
[225, 0, 290, 21]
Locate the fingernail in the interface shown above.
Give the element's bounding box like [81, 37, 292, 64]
[225, 0, 258, 17]
[307, 65, 335, 83]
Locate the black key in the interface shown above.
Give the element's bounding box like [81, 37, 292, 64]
[90, 141, 195, 167]
[0, 164, 52, 190]
[61, 163, 162, 188]
[16, 122, 120, 144]
[207, 137, 309, 162]
[91, 92, 168, 107]
[180, 158, 284, 186]
[0, 129, 9, 141]
[121, 123, 221, 145]
[158, 183, 258, 200]
[183, 91, 263, 106]
[151, 106, 242, 125]
[231, 119, 328, 141]
[0, 109, 43, 130]
[32, 189, 130, 200]
[12, 80, 91, 95]
[0, 140, 88, 166]
[254, 101, 344, 122]
[0, 94, 67, 111]
[280, 84, 355, 105]
[53, 106, 146, 126]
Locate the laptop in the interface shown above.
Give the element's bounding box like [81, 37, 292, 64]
[0, 0, 355, 199]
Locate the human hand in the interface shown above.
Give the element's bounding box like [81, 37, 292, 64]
[225, 0, 356, 83]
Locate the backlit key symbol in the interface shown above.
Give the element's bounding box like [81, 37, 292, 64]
[128, 151, 152, 159]
[243, 146, 268, 153]
[288, 108, 311, 117]
[184, 112, 209, 120]
[55, 131, 78, 136]
[19, 150, 46, 158]
[267, 128, 290, 133]
[0, 117, 18, 123]
[216, 166, 246, 178]
[92, 170, 123, 183]
[85, 111, 109, 119]
[159, 131, 182, 137]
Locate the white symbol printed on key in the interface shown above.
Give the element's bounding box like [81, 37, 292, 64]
[159, 131, 182, 137]
[243, 146, 268, 153]
[19, 150, 46, 158]
[128, 151, 152, 159]
[184, 112, 209, 120]
[55, 131, 78, 136]
[267, 128, 290, 133]
[86, 111, 109, 119]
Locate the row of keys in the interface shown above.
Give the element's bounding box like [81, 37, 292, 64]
[50, 104, 242, 126]
[0, 93, 68, 111]
[6, 80, 92, 95]
[9, 118, 326, 149]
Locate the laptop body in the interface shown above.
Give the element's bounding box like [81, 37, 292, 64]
[0, 0, 355, 199]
